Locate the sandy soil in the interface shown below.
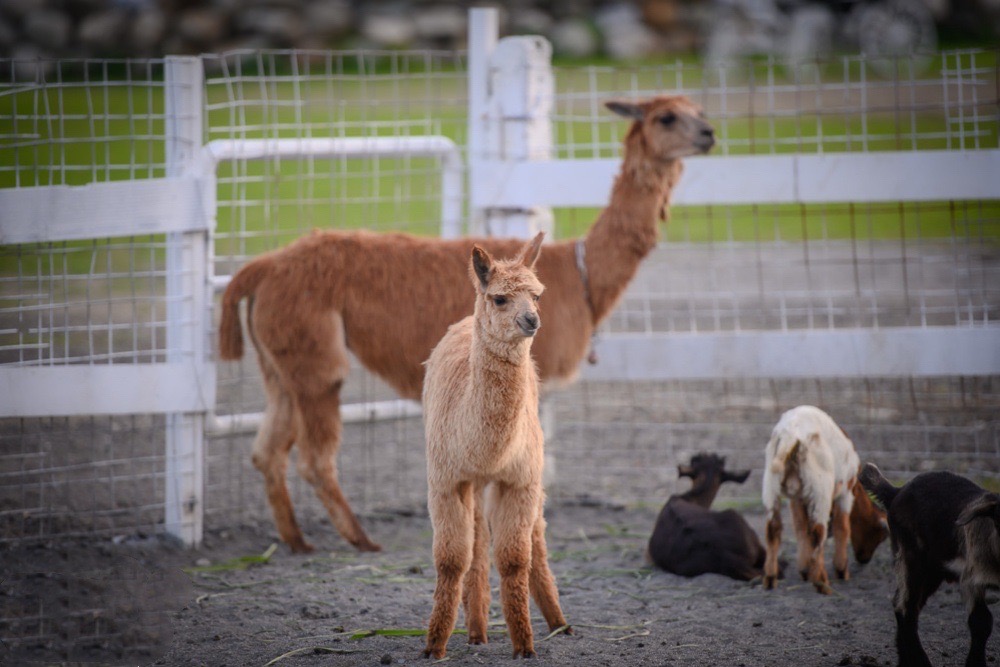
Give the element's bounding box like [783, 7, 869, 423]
[4, 500, 997, 667]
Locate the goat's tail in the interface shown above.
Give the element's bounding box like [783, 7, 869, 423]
[218, 258, 271, 360]
[858, 462, 899, 511]
[768, 432, 801, 477]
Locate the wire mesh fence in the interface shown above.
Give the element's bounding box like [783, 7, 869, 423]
[0, 48, 997, 548]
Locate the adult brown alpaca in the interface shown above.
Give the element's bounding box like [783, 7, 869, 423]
[422, 233, 569, 660]
[218, 95, 715, 553]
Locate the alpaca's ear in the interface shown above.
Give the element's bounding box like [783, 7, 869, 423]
[471, 245, 493, 291]
[518, 232, 544, 269]
[605, 100, 645, 120]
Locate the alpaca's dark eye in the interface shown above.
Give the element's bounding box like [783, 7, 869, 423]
[659, 112, 677, 126]
[493, 296, 507, 307]
[532, 294, 539, 302]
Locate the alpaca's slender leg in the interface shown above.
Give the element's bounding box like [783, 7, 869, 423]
[277, 311, 379, 552]
[763, 501, 782, 589]
[789, 498, 812, 581]
[251, 359, 311, 553]
[490, 483, 538, 659]
[425, 484, 475, 659]
[830, 502, 851, 580]
[462, 485, 491, 646]
[527, 505, 570, 635]
[293, 385, 380, 552]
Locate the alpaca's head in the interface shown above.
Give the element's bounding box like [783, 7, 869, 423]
[470, 232, 545, 344]
[606, 95, 715, 160]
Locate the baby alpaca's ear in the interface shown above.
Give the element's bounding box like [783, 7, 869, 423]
[518, 232, 544, 270]
[471, 245, 493, 292]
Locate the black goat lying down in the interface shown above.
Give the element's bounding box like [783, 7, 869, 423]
[647, 453, 769, 581]
[860, 464, 1000, 667]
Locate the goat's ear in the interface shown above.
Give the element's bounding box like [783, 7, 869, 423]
[956, 494, 1000, 526]
[605, 100, 645, 120]
[471, 245, 493, 292]
[723, 469, 751, 485]
[517, 231, 544, 270]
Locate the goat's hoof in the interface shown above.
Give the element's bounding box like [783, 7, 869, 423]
[763, 575, 778, 590]
[289, 539, 316, 554]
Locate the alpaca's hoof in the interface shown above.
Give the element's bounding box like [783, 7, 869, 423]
[763, 575, 778, 590]
[354, 539, 382, 553]
[512, 648, 537, 659]
[814, 581, 834, 595]
[289, 538, 315, 554]
[836, 568, 849, 581]
[467, 632, 488, 645]
[547, 624, 572, 637]
[423, 647, 446, 659]
[799, 568, 809, 581]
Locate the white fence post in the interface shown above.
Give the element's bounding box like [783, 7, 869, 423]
[164, 55, 209, 547]
[467, 9, 555, 239]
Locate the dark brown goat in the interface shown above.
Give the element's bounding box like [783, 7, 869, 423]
[646, 454, 770, 581]
[860, 464, 1000, 667]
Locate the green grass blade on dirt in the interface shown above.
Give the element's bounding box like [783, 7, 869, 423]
[183, 543, 278, 574]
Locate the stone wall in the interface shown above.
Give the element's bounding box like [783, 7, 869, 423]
[0, 0, 996, 70]
[0, 0, 733, 64]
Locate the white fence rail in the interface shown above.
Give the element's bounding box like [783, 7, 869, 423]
[1, 9, 998, 546]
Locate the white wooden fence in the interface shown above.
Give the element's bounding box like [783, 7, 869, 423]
[1, 8, 998, 546]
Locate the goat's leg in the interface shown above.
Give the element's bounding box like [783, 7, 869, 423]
[763, 503, 783, 590]
[788, 498, 812, 581]
[251, 358, 312, 553]
[893, 557, 939, 667]
[806, 519, 832, 594]
[528, 506, 571, 636]
[462, 487, 491, 646]
[830, 502, 851, 580]
[491, 483, 538, 658]
[425, 485, 475, 660]
[293, 386, 380, 552]
[964, 586, 992, 667]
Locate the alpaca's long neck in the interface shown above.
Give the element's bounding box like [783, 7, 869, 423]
[582, 141, 683, 323]
[468, 323, 536, 453]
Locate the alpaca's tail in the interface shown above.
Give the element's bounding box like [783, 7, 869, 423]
[218, 259, 271, 360]
[858, 463, 899, 512]
[768, 431, 802, 478]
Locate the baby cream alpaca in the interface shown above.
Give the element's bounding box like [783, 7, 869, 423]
[762, 405, 888, 594]
[422, 233, 570, 659]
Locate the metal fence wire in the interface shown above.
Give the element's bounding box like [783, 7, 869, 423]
[0, 49, 997, 549]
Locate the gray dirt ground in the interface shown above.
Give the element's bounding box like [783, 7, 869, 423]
[4, 501, 998, 667]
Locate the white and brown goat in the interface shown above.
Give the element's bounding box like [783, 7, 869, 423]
[762, 405, 888, 594]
